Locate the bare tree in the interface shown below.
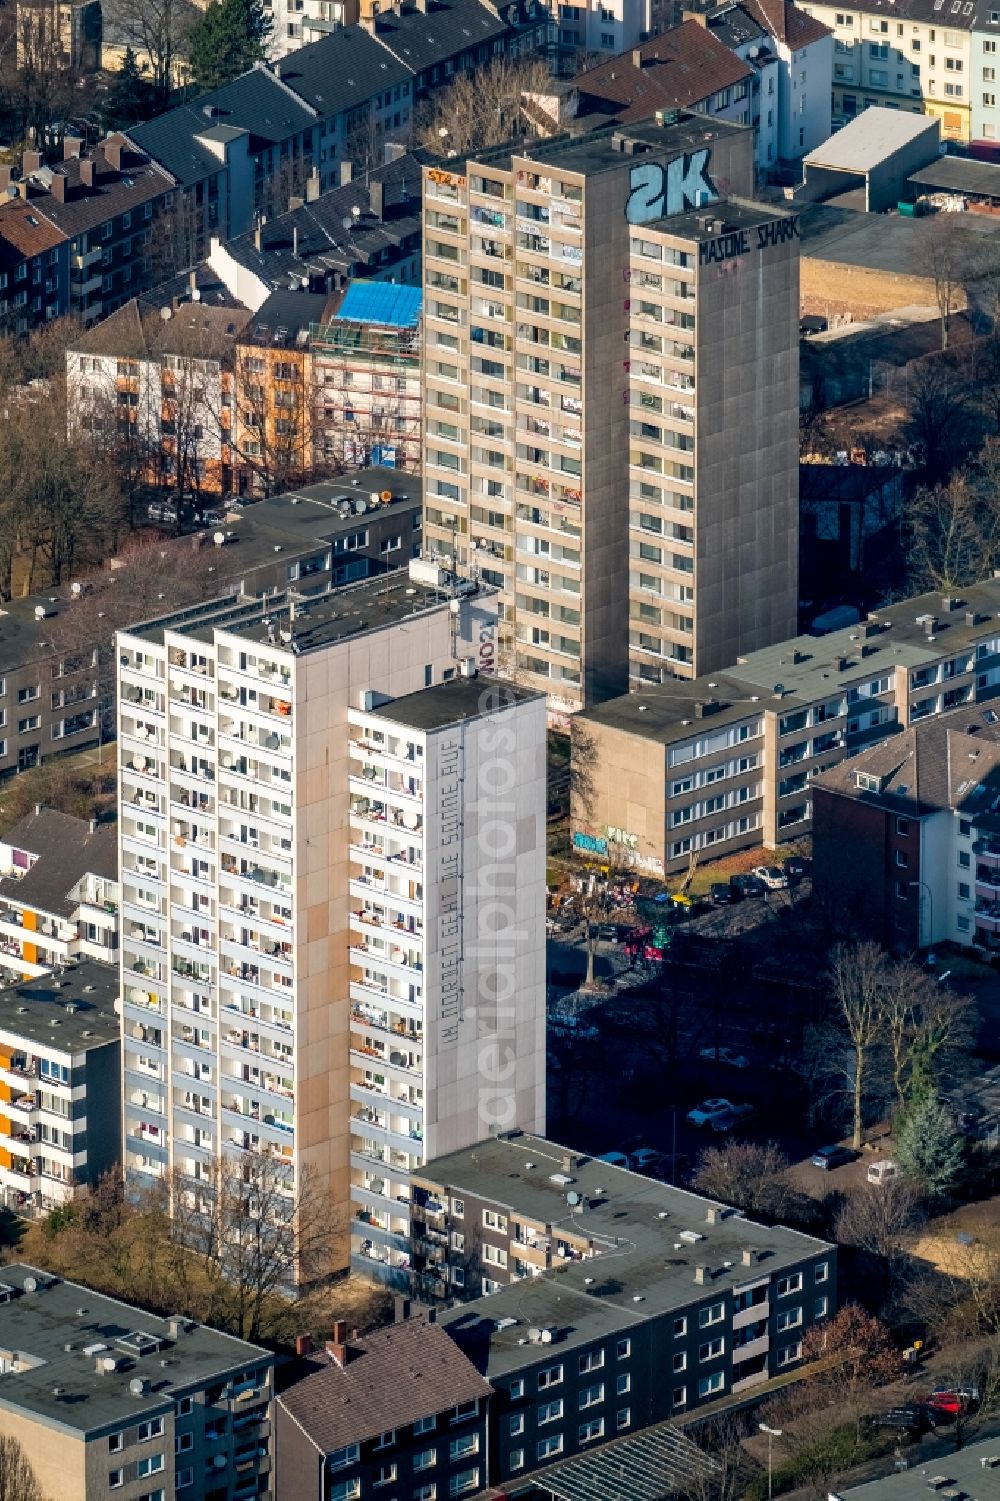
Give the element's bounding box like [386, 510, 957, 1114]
[913, 216, 973, 351]
[417, 53, 553, 157]
[692, 1141, 798, 1221]
[825, 941, 890, 1150]
[0, 1433, 47, 1501]
[100, 0, 198, 100]
[904, 355, 974, 486]
[229, 345, 318, 497]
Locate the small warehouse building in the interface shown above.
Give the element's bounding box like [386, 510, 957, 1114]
[800, 107, 940, 212]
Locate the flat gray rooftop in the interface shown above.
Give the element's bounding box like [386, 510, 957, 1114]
[909, 156, 1000, 198]
[839, 1439, 1000, 1501]
[368, 677, 543, 732]
[0, 960, 119, 1054]
[0, 1265, 269, 1437]
[474, 113, 745, 179]
[799, 200, 1000, 275]
[649, 196, 796, 241]
[804, 107, 937, 174]
[127, 571, 488, 656]
[582, 579, 1000, 745]
[429, 1134, 831, 1378]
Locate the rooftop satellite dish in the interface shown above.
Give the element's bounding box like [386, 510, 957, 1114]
[566, 1190, 581, 1207]
[342, 216, 354, 232]
[129, 1377, 147, 1397]
[160, 306, 172, 321]
[528, 1327, 542, 1343]
[351, 204, 361, 218]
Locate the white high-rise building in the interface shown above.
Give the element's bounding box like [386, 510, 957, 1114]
[116, 563, 547, 1284]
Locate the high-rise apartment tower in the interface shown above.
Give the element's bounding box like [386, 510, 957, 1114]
[421, 114, 800, 711]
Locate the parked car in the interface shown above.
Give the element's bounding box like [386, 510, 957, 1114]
[198, 508, 225, 526]
[730, 874, 765, 899]
[147, 500, 178, 524]
[867, 1159, 899, 1186]
[710, 883, 732, 906]
[630, 1148, 665, 1174]
[864, 1406, 929, 1435]
[687, 1098, 735, 1128]
[811, 1144, 858, 1170]
[923, 1388, 980, 1416]
[785, 856, 810, 881]
[597, 923, 618, 944]
[753, 865, 789, 890]
[596, 1151, 630, 1169]
[711, 1103, 756, 1132]
[699, 1045, 750, 1070]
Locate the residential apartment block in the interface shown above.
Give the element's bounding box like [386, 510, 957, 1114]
[0, 809, 118, 982]
[116, 563, 546, 1279]
[311, 280, 422, 473]
[0, 1265, 273, 1501]
[0, 961, 119, 1215]
[422, 1133, 834, 1482]
[812, 701, 1000, 953]
[421, 114, 799, 711]
[799, 0, 999, 144]
[572, 580, 1000, 874]
[276, 1317, 491, 1501]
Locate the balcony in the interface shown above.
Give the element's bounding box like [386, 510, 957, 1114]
[733, 1300, 769, 1330]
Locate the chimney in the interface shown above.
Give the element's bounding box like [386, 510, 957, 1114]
[326, 1319, 348, 1366]
[0, 167, 10, 190]
[288, 193, 304, 213]
[705, 1206, 719, 1224]
[682, 6, 707, 21]
[104, 138, 123, 171]
[426, 1306, 437, 1324]
[562, 1154, 573, 1171]
[370, 180, 384, 220]
[741, 1248, 755, 1267]
[22, 150, 42, 176]
[632, 46, 643, 66]
[88, 818, 97, 834]
[63, 136, 83, 160]
[694, 1265, 707, 1285]
[305, 169, 320, 203]
[293, 224, 299, 258]
[79, 158, 95, 188]
[384, 141, 406, 164]
[50, 172, 65, 203]
[188, 268, 198, 296]
[254, 220, 263, 252]
[412, 0, 426, 12]
[394, 1295, 411, 1324]
[340, 159, 353, 186]
[295, 1333, 313, 1357]
[359, 11, 375, 30]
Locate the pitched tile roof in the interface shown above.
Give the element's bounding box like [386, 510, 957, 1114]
[0, 200, 66, 260]
[129, 66, 317, 188]
[276, 25, 414, 112]
[742, 0, 830, 47]
[368, 0, 508, 75]
[0, 809, 117, 919]
[705, 2, 769, 48]
[222, 148, 430, 289]
[22, 139, 172, 238]
[573, 21, 753, 122]
[72, 264, 251, 358]
[278, 1319, 491, 1455]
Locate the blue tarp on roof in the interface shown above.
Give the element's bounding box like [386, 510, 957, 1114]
[333, 281, 422, 328]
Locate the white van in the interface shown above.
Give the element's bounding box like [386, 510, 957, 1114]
[867, 1159, 899, 1185]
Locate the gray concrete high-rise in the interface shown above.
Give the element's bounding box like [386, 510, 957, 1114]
[421, 114, 800, 712]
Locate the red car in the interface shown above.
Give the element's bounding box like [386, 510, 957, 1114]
[921, 1389, 978, 1417]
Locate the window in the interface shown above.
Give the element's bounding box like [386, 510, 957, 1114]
[373, 1430, 396, 1450]
[777, 1273, 803, 1296]
[137, 1455, 164, 1478]
[537, 1435, 564, 1460]
[777, 1307, 802, 1332]
[414, 1448, 437, 1473]
[510, 1379, 525, 1400]
[579, 1350, 604, 1374]
[959, 882, 971, 900]
[699, 1338, 725, 1361]
[699, 1302, 724, 1327]
[332, 1481, 361, 1501]
[617, 1371, 632, 1394]
[579, 1418, 604, 1444]
[959, 850, 971, 868]
[329, 1445, 360, 1471]
[815, 1262, 829, 1283]
[483, 1210, 507, 1232]
[374, 1464, 397, 1488]
[777, 1342, 803, 1368]
[673, 1317, 687, 1338]
[815, 1296, 829, 1318]
[414, 1417, 436, 1436]
[698, 1372, 725, 1397]
[451, 1197, 464, 1217]
[538, 1365, 563, 1389]
[538, 1400, 563, 1424]
[896, 817, 910, 835]
[673, 1386, 687, 1408]
[617, 1339, 631, 1359]
[110, 1472, 124, 1490]
[137, 1418, 164, 1442]
[618, 1407, 631, 1430]
[510, 1449, 525, 1471]
[175, 1433, 193, 1453]
[176, 1397, 193, 1416]
[483, 1243, 507, 1267]
[509, 1414, 525, 1436]
[109, 1434, 124, 1454]
[579, 1383, 604, 1408]
[175, 1470, 193, 1491]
